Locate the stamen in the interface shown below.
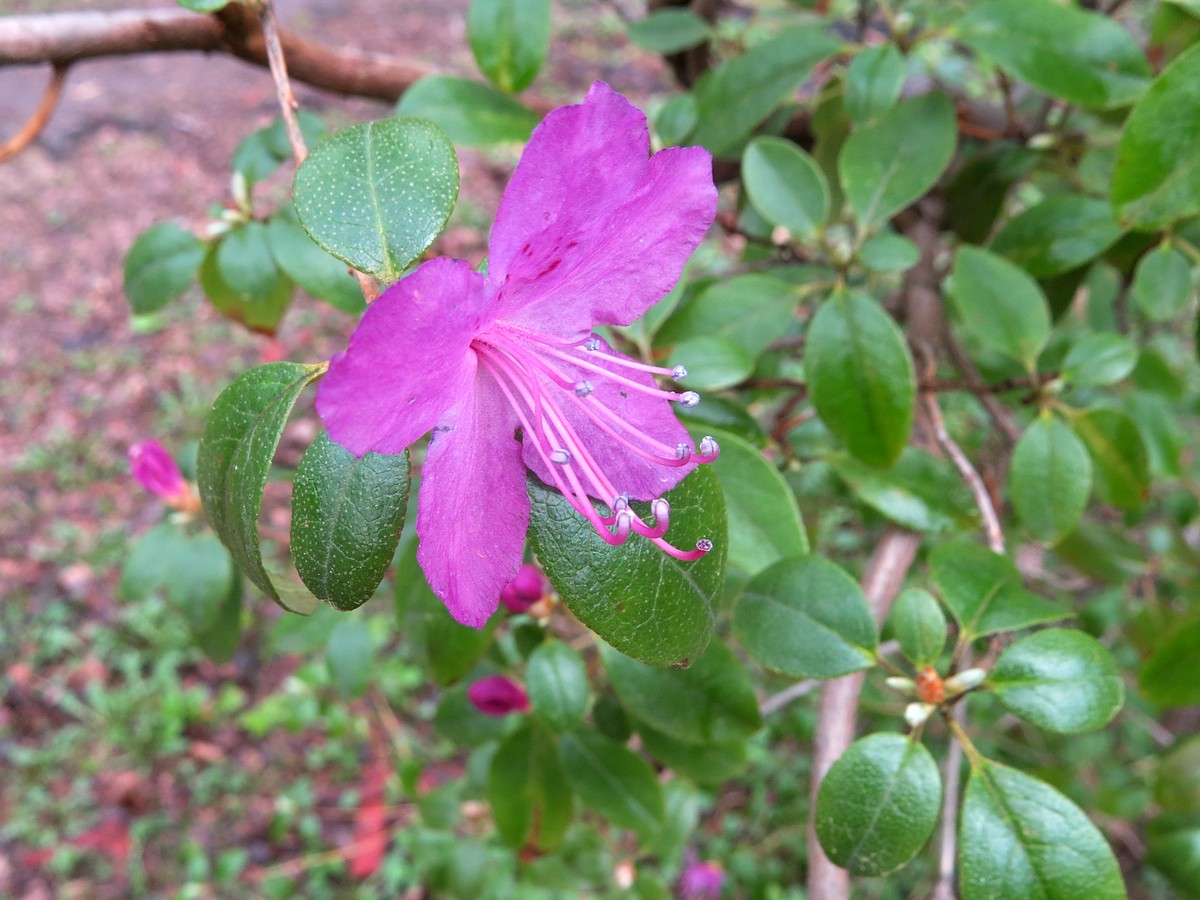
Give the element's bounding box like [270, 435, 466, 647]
[675, 443, 690, 461]
[697, 539, 713, 552]
[550, 449, 571, 465]
[671, 365, 688, 380]
[696, 435, 720, 463]
[679, 391, 700, 408]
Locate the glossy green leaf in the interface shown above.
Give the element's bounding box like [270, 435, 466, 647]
[527, 467, 726, 668]
[960, 0, 1151, 109]
[121, 525, 236, 635]
[396, 76, 539, 146]
[560, 729, 664, 842]
[628, 9, 710, 54]
[1132, 245, 1193, 322]
[124, 223, 205, 315]
[929, 541, 1068, 639]
[735, 556, 877, 679]
[657, 274, 797, 358]
[488, 722, 572, 852]
[1113, 43, 1200, 229]
[1009, 415, 1092, 545]
[1126, 390, 1185, 477]
[960, 760, 1126, 900]
[816, 734, 941, 876]
[193, 572, 243, 664]
[601, 640, 761, 745]
[829, 448, 977, 534]
[742, 137, 830, 237]
[858, 232, 919, 272]
[217, 221, 284, 298]
[1061, 333, 1138, 387]
[838, 92, 956, 229]
[290, 431, 409, 611]
[844, 43, 906, 124]
[655, 93, 699, 146]
[990, 629, 1123, 733]
[990, 196, 1123, 277]
[526, 640, 589, 733]
[636, 720, 747, 784]
[1147, 814, 1200, 896]
[667, 335, 753, 390]
[891, 588, 946, 669]
[293, 117, 458, 283]
[1157, 736, 1200, 813]
[232, 111, 325, 184]
[197, 362, 324, 612]
[689, 27, 840, 157]
[264, 213, 364, 315]
[326, 618, 373, 699]
[1140, 613, 1200, 707]
[199, 242, 293, 336]
[1072, 408, 1150, 510]
[949, 245, 1050, 369]
[700, 427, 807, 576]
[467, 0, 551, 93]
[806, 290, 915, 468]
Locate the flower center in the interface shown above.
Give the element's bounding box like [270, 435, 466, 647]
[472, 324, 719, 561]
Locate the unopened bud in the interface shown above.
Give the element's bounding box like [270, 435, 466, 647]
[886, 676, 916, 693]
[904, 702, 935, 728]
[945, 667, 988, 696]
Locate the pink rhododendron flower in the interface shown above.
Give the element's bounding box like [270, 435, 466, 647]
[129, 440, 198, 512]
[677, 857, 725, 899]
[500, 563, 549, 613]
[468, 675, 530, 716]
[317, 83, 720, 628]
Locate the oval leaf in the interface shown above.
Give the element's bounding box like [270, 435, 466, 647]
[197, 362, 324, 612]
[667, 335, 753, 390]
[560, 729, 664, 843]
[735, 556, 877, 679]
[488, 722, 573, 852]
[816, 734, 942, 876]
[199, 243, 293, 336]
[527, 467, 726, 668]
[326, 618, 373, 699]
[657, 273, 798, 358]
[124, 223, 205, 315]
[960, 760, 1126, 900]
[396, 76, 539, 146]
[290, 431, 410, 611]
[844, 43, 907, 124]
[989, 629, 1123, 733]
[526, 640, 589, 732]
[264, 213, 365, 315]
[742, 136, 830, 237]
[1009, 415, 1092, 545]
[628, 9, 710, 54]
[1140, 613, 1200, 708]
[293, 117, 459, 283]
[949, 245, 1050, 369]
[468, 0, 551, 93]
[990, 196, 1123, 277]
[829, 448, 977, 534]
[891, 588, 947, 669]
[636, 720, 747, 784]
[1072, 408, 1151, 510]
[806, 290, 915, 468]
[1132, 245, 1193, 322]
[1061, 333, 1138, 387]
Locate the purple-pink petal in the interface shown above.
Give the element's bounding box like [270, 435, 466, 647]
[489, 82, 717, 339]
[415, 371, 528, 629]
[468, 675, 530, 716]
[128, 440, 187, 499]
[316, 258, 496, 457]
[500, 563, 547, 613]
[677, 859, 725, 900]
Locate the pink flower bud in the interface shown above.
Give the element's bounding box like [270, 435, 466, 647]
[467, 675, 530, 716]
[677, 858, 724, 899]
[500, 564, 548, 613]
[128, 440, 188, 500]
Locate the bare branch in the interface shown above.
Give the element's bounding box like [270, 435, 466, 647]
[259, 0, 307, 164]
[0, 62, 67, 163]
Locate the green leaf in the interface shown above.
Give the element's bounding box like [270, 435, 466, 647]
[1147, 814, 1200, 897]
[290, 431, 410, 611]
[176, 0, 229, 12]
[526, 640, 589, 732]
[816, 734, 941, 876]
[326, 618, 373, 699]
[949, 245, 1050, 369]
[838, 92, 956, 229]
[990, 196, 1123, 277]
[264, 213, 365, 315]
[636, 720, 747, 784]
[844, 43, 907, 124]
[628, 9, 710, 54]
[467, 0, 551, 93]
[806, 290, 915, 468]
[891, 588, 946, 669]
[124, 223, 205, 315]
[199, 242, 294, 336]
[857, 232, 919, 272]
[828, 448, 977, 534]
[742, 137, 830, 237]
[1009, 415, 1092, 545]
[193, 572, 243, 664]
[1140, 613, 1200, 707]
[527, 467, 726, 668]
[560, 729, 664, 842]
[601, 640, 761, 745]
[989, 629, 1123, 733]
[293, 117, 459, 283]
[944, 142, 1040, 245]
[960, 0, 1151, 109]
[488, 722, 573, 852]
[929, 541, 1068, 639]
[434, 684, 506, 747]
[396, 76, 540, 146]
[1132, 245, 1193, 321]
[121, 526, 236, 635]
[667, 335, 753, 390]
[197, 362, 324, 612]
[700, 427, 807, 576]
[232, 111, 325, 184]
[1113, 43, 1200, 229]
[689, 27, 840, 157]
[657, 274, 798, 359]
[217, 221, 285, 298]
[1072, 408, 1150, 510]
[1157, 736, 1200, 813]
[1061, 333, 1138, 387]
[959, 760, 1126, 900]
[735, 556, 877, 679]
[656, 93, 700, 146]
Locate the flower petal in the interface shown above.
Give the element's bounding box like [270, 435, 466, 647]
[416, 370, 528, 628]
[316, 258, 496, 456]
[489, 82, 717, 337]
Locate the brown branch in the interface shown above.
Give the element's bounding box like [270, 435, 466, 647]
[259, 0, 306, 164]
[0, 61, 67, 162]
[806, 527, 922, 900]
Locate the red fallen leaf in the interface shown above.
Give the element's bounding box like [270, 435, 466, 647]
[72, 816, 132, 867]
[348, 758, 391, 880]
[259, 339, 288, 363]
[21, 847, 55, 867]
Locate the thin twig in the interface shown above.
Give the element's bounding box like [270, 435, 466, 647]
[759, 679, 819, 715]
[259, 0, 306, 164]
[0, 62, 67, 163]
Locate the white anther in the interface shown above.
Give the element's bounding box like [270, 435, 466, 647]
[671, 365, 688, 380]
[696, 539, 713, 553]
[699, 435, 719, 457]
[574, 380, 594, 397]
[611, 494, 630, 513]
[550, 449, 571, 465]
[679, 391, 700, 408]
[584, 338, 603, 351]
[651, 498, 669, 520]
[675, 443, 691, 461]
